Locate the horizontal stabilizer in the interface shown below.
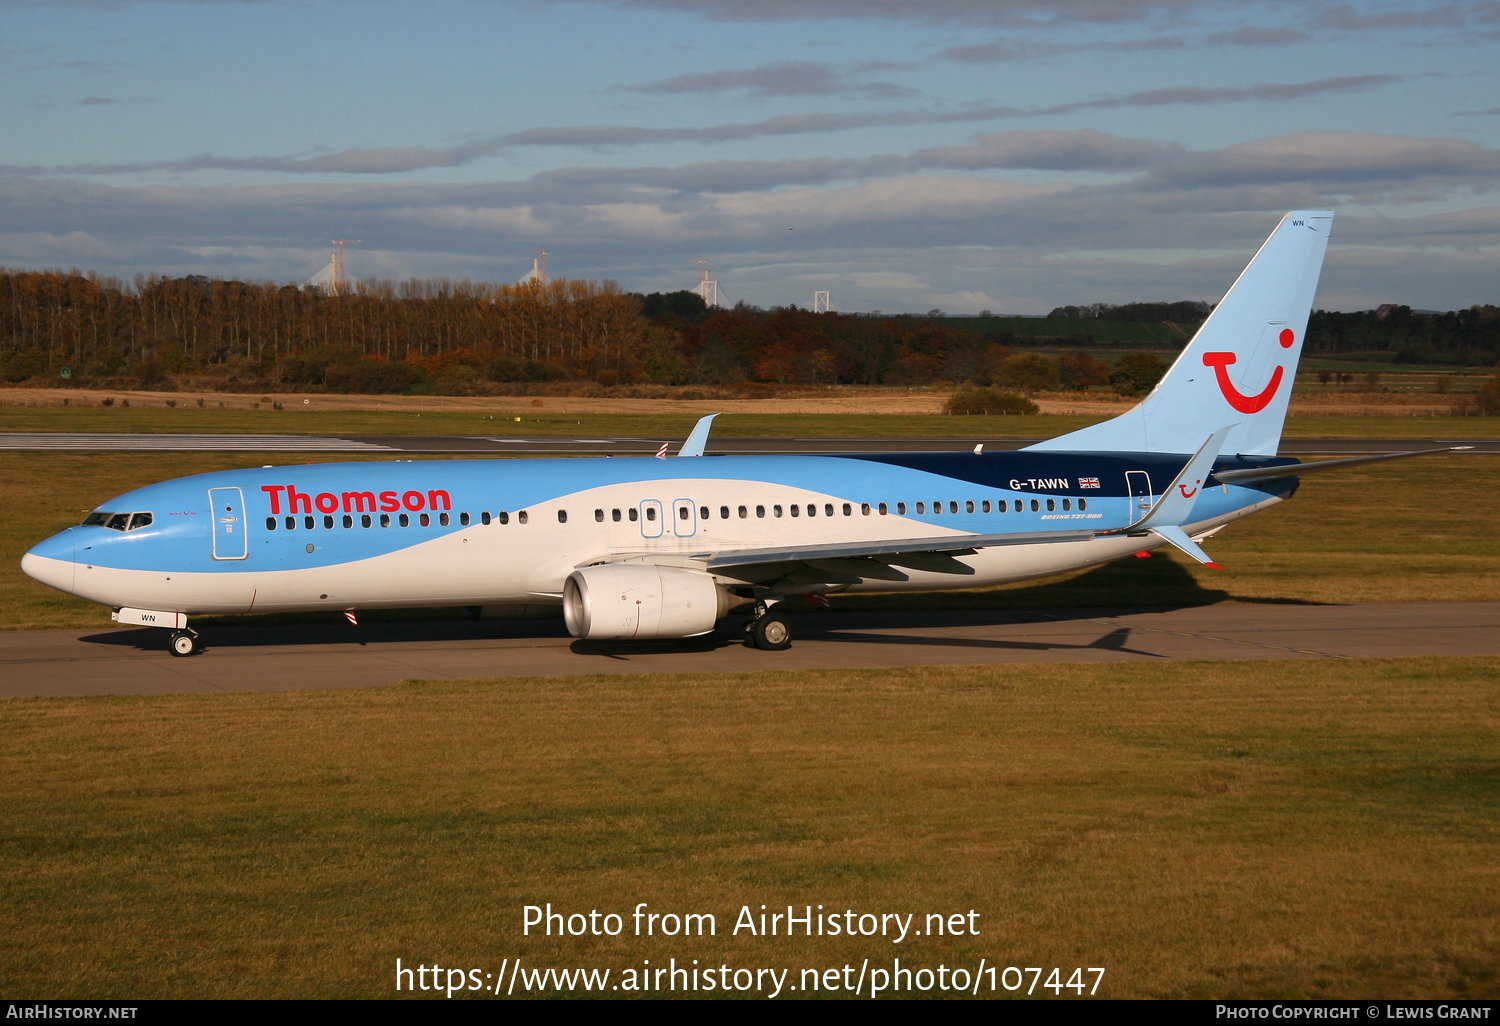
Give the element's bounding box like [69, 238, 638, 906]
[1150, 525, 1222, 569]
[1213, 446, 1473, 485]
[1115, 426, 1231, 534]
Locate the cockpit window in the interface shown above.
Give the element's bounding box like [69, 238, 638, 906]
[82, 511, 154, 532]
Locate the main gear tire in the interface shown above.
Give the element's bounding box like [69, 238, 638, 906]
[748, 613, 792, 651]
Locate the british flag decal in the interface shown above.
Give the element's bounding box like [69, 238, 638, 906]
[1079, 476, 1101, 488]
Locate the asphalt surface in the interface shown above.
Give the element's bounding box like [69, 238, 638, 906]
[1, 433, 1495, 454]
[5, 601, 1497, 698]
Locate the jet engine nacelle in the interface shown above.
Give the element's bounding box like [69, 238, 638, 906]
[563, 563, 728, 640]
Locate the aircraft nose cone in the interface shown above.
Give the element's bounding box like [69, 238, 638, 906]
[22, 528, 76, 595]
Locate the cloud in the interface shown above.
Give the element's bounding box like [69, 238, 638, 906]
[1202, 25, 1310, 45]
[76, 96, 115, 105]
[4, 128, 1499, 313]
[625, 60, 840, 96]
[575, 0, 1205, 26]
[1310, 3, 1464, 28]
[1037, 74, 1403, 115]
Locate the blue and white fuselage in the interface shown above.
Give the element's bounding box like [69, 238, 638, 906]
[33, 210, 1424, 651]
[20, 450, 1299, 617]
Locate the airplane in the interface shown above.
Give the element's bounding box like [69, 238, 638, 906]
[20, 210, 1465, 657]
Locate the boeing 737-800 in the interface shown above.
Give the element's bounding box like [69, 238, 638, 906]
[20, 211, 1462, 655]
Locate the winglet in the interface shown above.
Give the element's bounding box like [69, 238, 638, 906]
[1127, 425, 1235, 532]
[678, 414, 719, 457]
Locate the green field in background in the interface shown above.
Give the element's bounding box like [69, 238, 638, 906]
[3, 656, 1496, 998]
[3, 451, 1496, 631]
[1, 405, 1497, 441]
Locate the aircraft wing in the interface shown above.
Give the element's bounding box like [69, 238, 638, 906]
[1213, 446, 1472, 485]
[697, 529, 1102, 584]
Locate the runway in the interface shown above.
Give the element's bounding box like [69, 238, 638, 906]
[1, 433, 1495, 454]
[5, 601, 1497, 697]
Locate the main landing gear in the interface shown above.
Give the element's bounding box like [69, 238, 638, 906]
[168, 629, 202, 657]
[744, 601, 792, 651]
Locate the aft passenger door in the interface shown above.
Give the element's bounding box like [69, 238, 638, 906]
[1124, 471, 1155, 521]
[208, 486, 248, 560]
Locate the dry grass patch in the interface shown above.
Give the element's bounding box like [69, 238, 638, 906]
[2, 657, 1498, 999]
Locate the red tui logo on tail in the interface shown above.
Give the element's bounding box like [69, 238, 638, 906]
[1202, 328, 1295, 413]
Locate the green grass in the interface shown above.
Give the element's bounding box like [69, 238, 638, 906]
[2, 404, 1498, 440]
[2, 657, 1497, 998]
[4, 451, 1498, 630]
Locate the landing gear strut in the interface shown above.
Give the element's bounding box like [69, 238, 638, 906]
[744, 601, 792, 651]
[168, 629, 202, 657]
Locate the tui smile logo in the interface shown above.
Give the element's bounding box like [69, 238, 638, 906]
[1202, 328, 1295, 413]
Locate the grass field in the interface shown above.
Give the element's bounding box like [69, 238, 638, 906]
[2, 404, 1498, 440]
[2, 657, 1496, 999]
[3, 451, 1497, 631]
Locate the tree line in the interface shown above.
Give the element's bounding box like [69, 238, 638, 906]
[3, 268, 1493, 393]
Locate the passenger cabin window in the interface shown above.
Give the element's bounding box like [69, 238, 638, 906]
[1030, 499, 1039, 512]
[896, 502, 906, 515]
[756, 505, 765, 518]
[700, 506, 710, 520]
[774, 505, 783, 517]
[998, 500, 1008, 512]
[1078, 499, 1087, 511]
[266, 517, 276, 530]
[916, 502, 925, 514]
[595, 509, 604, 522]
[966, 501, 975, 513]
[498, 511, 510, 524]
[679, 506, 690, 520]
[612, 509, 622, 522]
[284, 516, 296, 530]
[949, 501, 959, 514]
[344, 515, 354, 528]
[1062, 499, 1071, 511]
[399, 513, 410, 527]
[645, 507, 656, 522]
[982, 500, 991, 513]
[878, 502, 888, 515]
[932, 501, 941, 515]
[739, 506, 748, 519]
[558, 510, 568, 524]
[480, 512, 491, 525]
[861, 503, 870, 515]
[440, 513, 450, 526]
[842, 503, 852, 516]
[628, 509, 637, 522]
[790, 505, 799, 517]
[720, 506, 730, 520]
[362, 514, 373, 528]
[518, 511, 529, 524]
[457, 513, 467, 526]
[380, 514, 392, 527]
[324, 515, 335, 529]
[1046, 499, 1055, 512]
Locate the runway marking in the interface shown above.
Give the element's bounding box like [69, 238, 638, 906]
[0, 433, 395, 451]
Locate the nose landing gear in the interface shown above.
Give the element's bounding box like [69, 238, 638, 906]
[744, 601, 792, 651]
[168, 629, 202, 657]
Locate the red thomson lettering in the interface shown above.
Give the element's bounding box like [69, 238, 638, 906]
[286, 486, 313, 514]
[402, 490, 425, 512]
[260, 485, 286, 515]
[342, 491, 377, 513]
[379, 491, 400, 512]
[427, 489, 451, 511]
[314, 492, 339, 514]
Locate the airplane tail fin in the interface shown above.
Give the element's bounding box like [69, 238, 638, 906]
[1026, 210, 1334, 456]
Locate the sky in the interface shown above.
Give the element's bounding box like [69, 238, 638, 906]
[2, 0, 1498, 313]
